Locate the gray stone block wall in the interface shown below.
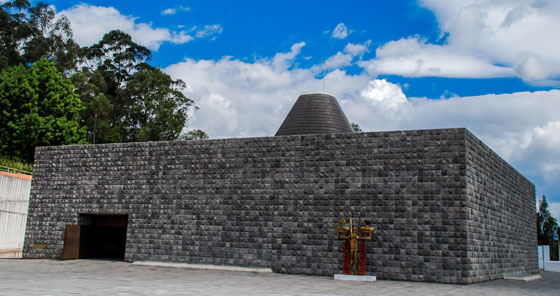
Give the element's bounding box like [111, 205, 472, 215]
[23, 128, 536, 283]
[464, 131, 538, 283]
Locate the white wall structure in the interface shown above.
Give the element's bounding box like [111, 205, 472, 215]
[0, 173, 31, 258]
[538, 245, 560, 272]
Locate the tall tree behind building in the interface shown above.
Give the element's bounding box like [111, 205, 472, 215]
[76, 30, 195, 143]
[0, 1, 80, 75]
[537, 195, 559, 245]
[0, 58, 86, 162]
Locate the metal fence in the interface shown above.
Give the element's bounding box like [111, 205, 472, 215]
[0, 165, 32, 176]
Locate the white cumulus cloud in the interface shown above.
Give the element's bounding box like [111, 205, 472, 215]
[344, 40, 371, 57]
[360, 37, 514, 78]
[322, 40, 372, 70]
[324, 52, 354, 70]
[361, 0, 560, 84]
[514, 51, 551, 82]
[195, 25, 223, 39]
[161, 8, 176, 15]
[59, 4, 221, 51]
[162, 6, 191, 15]
[165, 43, 371, 138]
[331, 23, 349, 39]
[271, 42, 306, 71]
[360, 79, 407, 109]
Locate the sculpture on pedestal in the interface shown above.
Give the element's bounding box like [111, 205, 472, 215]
[336, 212, 374, 275]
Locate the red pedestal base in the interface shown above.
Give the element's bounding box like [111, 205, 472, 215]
[359, 240, 366, 275]
[343, 240, 350, 274]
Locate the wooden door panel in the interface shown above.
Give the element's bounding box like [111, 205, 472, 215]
[61, 224, 80, 259]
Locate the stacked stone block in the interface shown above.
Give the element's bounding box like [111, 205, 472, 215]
[464, 131, 538, 282]
[23, 128, 537, 283]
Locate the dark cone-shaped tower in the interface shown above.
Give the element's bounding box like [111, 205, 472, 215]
[275, 92, 354, 136]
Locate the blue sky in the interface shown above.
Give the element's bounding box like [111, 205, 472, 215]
[40, 0, 560, 217]
[51, 0, 554, 98]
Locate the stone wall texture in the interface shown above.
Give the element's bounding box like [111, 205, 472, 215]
[23, 128, 538, 283]
[464, 131, 538, 282]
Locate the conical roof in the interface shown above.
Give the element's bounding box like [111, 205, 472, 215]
[275, 92, 354, 136]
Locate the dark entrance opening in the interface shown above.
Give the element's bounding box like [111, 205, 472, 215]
[80, 214, 128, 260]
[62, 214, 128, 260]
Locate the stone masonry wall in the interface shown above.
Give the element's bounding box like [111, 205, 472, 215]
[23, 128, 536, 283]
[464, 131, 538, 283]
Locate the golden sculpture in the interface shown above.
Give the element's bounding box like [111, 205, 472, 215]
[336, 212, 374, 275]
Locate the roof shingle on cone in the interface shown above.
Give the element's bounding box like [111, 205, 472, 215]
[275, 92, 354, 136]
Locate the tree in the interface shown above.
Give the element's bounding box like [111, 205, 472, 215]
[0, 1, 81, 74]
[76, 30, 196, 143]
[0, 58, 86, 162]
[0, 7, 203, 146]
[84, 30, 151, 87]
[537, 195, 559, 245]
[74, 30, 153, 143]
[179, 129, 209, 141]
[351, 122, 363, 133]
[24, 2, 81, 74]
[123, 65, 194, 142]
[71, 70, 113, 144]
[0, 0, 31, 69]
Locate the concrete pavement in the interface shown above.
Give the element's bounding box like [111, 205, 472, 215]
[0, 259, 558, 295]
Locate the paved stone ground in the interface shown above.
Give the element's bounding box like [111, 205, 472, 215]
[0, 259, 558, 296]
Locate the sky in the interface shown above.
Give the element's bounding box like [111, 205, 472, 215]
[30, 0, 560, 218]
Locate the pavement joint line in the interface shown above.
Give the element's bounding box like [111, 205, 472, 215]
[132, 261, 273, 273]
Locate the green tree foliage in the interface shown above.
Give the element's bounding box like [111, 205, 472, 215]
[178, 129, 210, 141]
[25, 2, 81, 74]
[0, 3, 203, 149]
[85, 30, 151, 86]
[75, 30, 195, 143]
[351, 122, 363, 133]
[0, 58, 86, 162]
[71, 70, 113, 144]
[537, 195, 559, 245]
[0, 0, 30, 69]
[0, 1, 81, 74]
[123, 65, 194, 142]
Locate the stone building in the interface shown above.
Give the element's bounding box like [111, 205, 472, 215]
[23, 92, 538, 283]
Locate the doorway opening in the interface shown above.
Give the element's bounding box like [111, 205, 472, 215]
[62, 214, 128, 260]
